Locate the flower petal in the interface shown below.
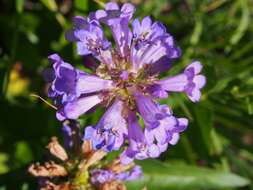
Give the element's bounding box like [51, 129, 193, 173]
[63, 95, 102, 120]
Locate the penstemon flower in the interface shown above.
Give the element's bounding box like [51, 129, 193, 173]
[46, 1, 205, 159]
[30, 2, 206, 190]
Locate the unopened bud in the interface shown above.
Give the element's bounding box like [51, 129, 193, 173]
[85, 150, 106, 169]
[40, 181, 73, 190]
[82, 140, 93, 156]
[100, 182, 126, 190]
[47, 137, 68, 161]
[28, 161, 68, 177]
[109, 159, 135, 173]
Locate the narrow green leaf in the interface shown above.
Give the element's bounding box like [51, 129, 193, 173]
[230, 0, 250, 45]
[246, 97, 253, 115]
[190, 15, 203, 45]
[226, 0, 250, 52]
[193, 106, 213, 155]
[127, 159, 250, 190]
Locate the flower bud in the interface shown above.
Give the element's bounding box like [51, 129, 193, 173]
[101, 182, 126, 190]
[109, 159, 135, 173]
[47, 137, 68, 161]
[85, 150, 107, 169]
[81, 139, 93, 156]
[28, 161, 68, 177]
[40, 181, 73, 190]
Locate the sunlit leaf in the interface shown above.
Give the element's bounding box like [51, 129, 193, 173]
[127, 159, 250, 190]
[0, 153, 9, 175]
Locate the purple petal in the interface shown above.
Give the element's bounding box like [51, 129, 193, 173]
[83, 100, 127, 152]
[76, 74, 113, 94]
[83, 126, 96, 139]
[130, 17, 180, 73]
[96, 3, 135, 58]
[105, 2, 119, 10]
[63, 95, 102, 120]
[66, 17, 113, 65]
[186, 61, 202, 74]
[121, 3, 135, 20]
[146, 84, 168, 99]
[134, 92, 166, 129]
[188, 88, 201, 102]
[47, 54, 86, 103]
[169, 133, 180, 145]
[193, 75, 206, 89]
[157, 61, 206, 102]
[142, 16, 152, 29]
[148, 144, 160, 158]
[90, 169, 115, 185]
[127, 166, 143, 180]
[120, 150, 134, 165]
[158, 74, 187, 92]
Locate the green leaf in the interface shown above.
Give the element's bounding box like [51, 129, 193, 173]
[127, 159, 250, 190]
[190, 15, 203, 45]
[0, 153, 9, 174]
[16, 0, 24, 14]
[229, 0, 250, 46]
[75, 0, 89, 11]
[14, 141, 33, 165]
[193, 105, 214, 155]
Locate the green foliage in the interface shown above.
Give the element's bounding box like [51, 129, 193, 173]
[0, 0, 252, 189]
[127, 159, 250, 190]
[0, 153, 9, 175]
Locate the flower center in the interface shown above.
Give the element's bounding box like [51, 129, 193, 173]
[96, 59, 156, 109]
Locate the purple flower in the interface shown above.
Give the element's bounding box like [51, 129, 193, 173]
[95, 2, 135, 58]
[157, 61, 206, 102]
[57, 94, 103, 121]
[144, 105, 188, 146]
[90, 169, 115, 185]
[83, 100, 127, 152]
[46, 2, 206, 159]
[90, 166, 142, 186]
[132, 16, 166, 48]
[120, 110, 170, 164]
[66, 16, 112, 65]
[130, 16, 181, 73]
[45, 54, 81, 103]
[146, 85, 168, 99]
[45, 53, 114, 120]
[134, 92, 176, 130]
[115, 165, 143, 181]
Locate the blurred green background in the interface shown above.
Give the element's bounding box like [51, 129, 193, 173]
[0, 0, 253, 189]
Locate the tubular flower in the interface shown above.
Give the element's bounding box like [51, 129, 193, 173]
[90, 166, 142, 187]
[83, 100, 127, 152]
[45, 2, 206, 161]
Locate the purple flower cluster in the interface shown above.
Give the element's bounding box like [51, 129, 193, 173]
[45, 1, 206, 182]
[90, 166, 142, 186]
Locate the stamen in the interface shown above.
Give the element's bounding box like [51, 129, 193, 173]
[30, 94, 57, 110]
